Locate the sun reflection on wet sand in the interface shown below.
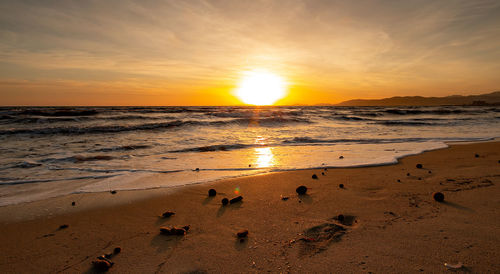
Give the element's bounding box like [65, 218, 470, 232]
[254, 147, 275, 168]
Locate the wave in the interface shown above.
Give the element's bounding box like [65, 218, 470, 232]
[40, 155, 115, 163]
[170, 143, 254, 153]
[282, 136, 492, 144]
[0, 117, 311, 136]
[92, 145, 151, 152]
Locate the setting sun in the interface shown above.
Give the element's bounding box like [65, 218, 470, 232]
[235, 70, 287, 105]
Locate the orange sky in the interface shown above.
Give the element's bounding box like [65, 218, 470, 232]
[1, 0, 500, 106]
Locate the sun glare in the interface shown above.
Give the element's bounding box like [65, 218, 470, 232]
[235, 70, 287, 105]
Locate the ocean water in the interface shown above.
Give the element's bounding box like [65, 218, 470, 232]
[0, 106, 499, 205]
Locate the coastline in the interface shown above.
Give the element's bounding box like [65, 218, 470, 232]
[0, 141, 499, 273]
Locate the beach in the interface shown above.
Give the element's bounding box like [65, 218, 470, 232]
[0, 141, 499, 273]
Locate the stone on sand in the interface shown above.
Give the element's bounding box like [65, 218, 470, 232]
[296, 186, 307, 195]
[433, 192, 445, 202]
[208, 188, 216, 197]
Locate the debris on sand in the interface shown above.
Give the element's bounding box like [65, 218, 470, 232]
[92, 259, 113, 271]
[160, 226, 189, 236]
[312, 174, 318, 179]
[397, 179, 401, 182]
[113, 247, 121, 254]
[229, 196, 243, 204]
[110, 190, 117, 194]
[71, 201, 75, 206]
[59, 224, 69, 230]
[416, 164, 423, 169]
[281, 195, 289, 201]
[407, 173, 410, 176]
[208, 189, 217, 197]
[324, 168, 327, 171]
[221, 198, 229, 206]
[339, 184, 344, 189]
[236, 229, 249, 238]
[339, 156, 344, 159]
[296, 186, 308, 195]
[161, 211, 175, 218]
[321, 172, 325, 176]
[474, 154, 479, 158]
[433, 192, 445, 202]
[428, 170, 432, 174]
[194, 168, 200, 171]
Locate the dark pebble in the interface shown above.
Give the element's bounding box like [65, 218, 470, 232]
[418, 177, 422, 180]
[339, 184, 344, 189]
[59, 224, 69, 230]
[92, 259, 112, 271]
[160, 226, 187, 235]
[339, 156, 344, 159]
[229, 196, 243, 204]
[416, 164, 423, 169]
[221, 198, 229, 206]
[195, 168, 200, 171]
[110, 190, 117, 194]
[113, 247, 121, 254]
[249, 164, 252, 167]
[71, 201, 75, 206]
[475, 154, 479, 158]
[324, 168, 327, 171]
[162, 211, 175, 218]
[397, 179, 401, 182]
[236, 229, 249, 238]
[296, 185, 307, 195]
[337, 214, 345, 222]
[312, 174, 318, 179]
[407, 173, 410, 176]
[208, 188, 217, 197]
[321, 172, 325, 176]
[433, 192, 445, 202]
[428, 170, 432, 174]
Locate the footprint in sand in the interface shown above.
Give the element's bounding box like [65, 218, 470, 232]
[295, 215, 359, 256]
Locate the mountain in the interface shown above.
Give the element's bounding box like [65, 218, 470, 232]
[336, 91, 500, 106]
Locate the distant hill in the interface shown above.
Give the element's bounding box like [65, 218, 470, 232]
[336, 91, 500, 106]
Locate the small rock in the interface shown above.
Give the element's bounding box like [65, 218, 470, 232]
[433, 192, 445, 202]
[221, 198, 229, 206]
[249, 164, 252, 167]
[339, 183, 344, 189]
[312, 174, 318, 179]
[474, 154, 479, 158]
[337, 214, 345, 222]
[418, 177, 422, 180]
[339, 155, 344, 159]
[281, 195, 289, 201]
[160, 226, 188, 236]
[428, 170, 432, 174]
[92, 259, 112, 271]
[59, 224, 69, 230]
[208, 188, 217, 197]
[71, 201, 75, 206]
[416, 164, 423, 169]
[321, 172, 325, 176]
[407, 173, 410, 176]
[113, 247, 121, 254]
[110, 190, 117, 194]
[397, 179, 401, 182]
[230, 196, 243, 204]
[195, 168, 200, 171]
[237, 229, 249, 238]
[161, 211, 175, 218]
[296, 186, 307, 195]
[324, 168, 327, 171]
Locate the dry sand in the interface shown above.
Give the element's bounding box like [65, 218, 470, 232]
[0, 141, 499, 273]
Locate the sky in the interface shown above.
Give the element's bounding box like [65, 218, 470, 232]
[1, 0, 500, 106]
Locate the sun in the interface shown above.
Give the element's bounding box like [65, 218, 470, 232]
[235, 69, 287, 105]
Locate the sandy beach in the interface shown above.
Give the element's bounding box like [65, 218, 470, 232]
[0, 141, 499, 273]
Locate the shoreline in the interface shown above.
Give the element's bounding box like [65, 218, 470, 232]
[3, 138, 499, 210]
[1, 141, 499, 272]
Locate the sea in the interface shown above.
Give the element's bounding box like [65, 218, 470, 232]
[1, 105, 499, 206]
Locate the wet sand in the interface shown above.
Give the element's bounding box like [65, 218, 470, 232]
[0, 141, 499, 273]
